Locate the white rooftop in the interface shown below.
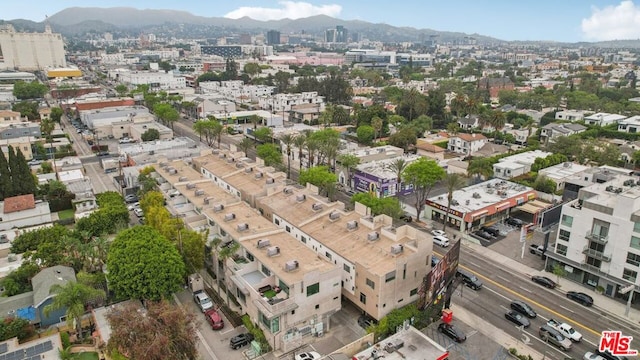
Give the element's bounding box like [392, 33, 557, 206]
[496, 150, 552, 166]
[428, 178, 534, 213]
[356, 155, 421, 180]
[584, 112, 627, 121]
[118, 137, 197, 156]
[538, 162, 590, 182]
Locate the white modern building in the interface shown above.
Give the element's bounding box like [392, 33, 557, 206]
[538, 162, 590, 192]
[617, 116, 640, 133]
[584, 113, 627, 126]
[539, 123, 586, 144]
[547, 172, 640, 303]
[199, 81, 275, 103]
[0, 24, 66, 71]
[108, 69, 186, 90]
[493, 150, 552, 180]
[258, 92, 325, 113]
[555, 110, 587, 122]
[447, 133, 487, 155]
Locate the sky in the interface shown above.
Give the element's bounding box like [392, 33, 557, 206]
[2, 0, 640, 42]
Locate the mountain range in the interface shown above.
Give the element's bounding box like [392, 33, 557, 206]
[1, 7, 640, 47]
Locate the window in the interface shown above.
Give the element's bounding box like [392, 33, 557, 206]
[627, 252, 640, 267]
[360, 292, 367, 304]
[634, 222, 640, 233]
[246, 252, 254, 261]
[556, 244, 568, 256]
[343, 264, 350, 273]
[306, 283, 319, 296]
[366, 278, 375, 289]
[558, 230, 570, 242]
[285, 226, 291, 233]
[410, 288, 418, 296]
[275, 218, 280, 225]
[325, 251, 332, 260]
[623, 268, 638, 282]
[261, 264, 271, 276]
[561, 215, 573, 227]
[586, 257, 601, 269]
[589, 241, 605, 253]
[279, 279, 289, 295]
[632, 236, 640, 251]
[385, 271, 396, 283]
[301, 236, 307, 244]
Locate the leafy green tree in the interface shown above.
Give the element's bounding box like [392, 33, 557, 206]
[402, 158, 445, 219]
[106, 300, 198, 360]
[237, 137, 254, 156]
[337, 154, 360, 188]
[243, 62, 261, 78]
[153, 103, 179, 130]
[12, 101, 39, 120]
[0, 317, 34, 342]
[274, 71, 291, 93]
[114, 84, 128, 97]
[389, 158, 408, 194]
[397, 89, 427, 121]
[180, 229, 206, 272]
[357, 125, 375, 145]
[442, 173, 467, 230]
[107, 226, 185, 301]
[197, 72, 221, 84]
[256, 143, 283, 167]
[253, 127, 273, 143]
[75, 192, 129, 237]
[223, 58, 239, 80]
[406, 115, 433, 138]
[13, 80, 48, 100]
[137, 169, 158, 196]
[467, 157, 495, 180]
[0, 262, 40, 296]
[294, 134, 307, 171]
[44, 281, 105, 337]
[8, 147, 36, 196]
[533, 175, 557, 194]
[0, 150, 12, 200]
[193, 119, 222, 147]
[317, 74, 353, 105]
[299, 166, 337, 196]
[372, 116, 383, 140]
[50, 107, 64, 123]
[426, 88, 447, 122]
[351, 193, 404, 219]
[388, 127, 417, 152]
[141, 128, 160, 142]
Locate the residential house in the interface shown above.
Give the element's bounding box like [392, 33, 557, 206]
[0, 122, 41, 140]
[415, 140, 445, 161]
[538, 162, 590, 192]
[474, 142, 509, 158]
[457, 115, 480, 130]
[0, 110, 21, 122]
[539, 123, 587, 145]
[447, 133, 487, 155]
[0, 194, 52, 231]
[584, 113, 627, 126]
[555, 110, 587, 122]
[617, 116, 640, 133]
[492, 150, 552, 180]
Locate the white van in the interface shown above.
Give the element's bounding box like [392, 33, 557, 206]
[433, 235, 450, 247]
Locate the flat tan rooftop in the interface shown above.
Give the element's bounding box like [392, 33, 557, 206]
[203, 202, 278, 242]
[154, 159, 202, 185]
[260, 187, 343, 225]
[174, 181, 238, 209]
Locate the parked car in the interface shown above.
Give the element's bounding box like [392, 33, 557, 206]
[357, 314, 377, 329]
[456, 269, 483, 290]
[295, 352, 322, 360]
[193, 290, 213, 312]
[433, 235, 450, 247]
[127, 202, 140, 211]
[595, 349, 629, 360]
[506, 217, 525, 227]
[510, 300, 537, 318]
[229, 333, 254, 349]
[437, 323, 466, 343]
[566, 291, 593, 307]
[399, 214, 412, 223]
[431, 230, 447, 237]
[124, 194, 138, 203]
[583, 352, 607, 360]
[481, 226, 501, 237]
[531, 276, 556, 289]
[504, 310, 531, 328]
[475, 231, 495, 240]
[539, 324, 572, 351]
[133, 208, 144, 218]
[204, 308, 224, 330]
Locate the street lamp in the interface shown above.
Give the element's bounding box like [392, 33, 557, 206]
[620, 284, 635, 317]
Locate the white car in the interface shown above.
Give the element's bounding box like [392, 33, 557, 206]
[295, 352, 322, 360]
[431, 229, 447, 237]
[583, 352, 606, 360]
[433, 235, 450, 247]
[127, 202, 140, 211]
[133, 208, 144, 218]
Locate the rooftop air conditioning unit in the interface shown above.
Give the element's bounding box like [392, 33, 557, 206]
[367, 232, 379, 241]
[257, 239, 271, 248]
[285, 260, 299, 272]
[159, 162, 167, 167]
[296, 194, 306, 202]
[347, 220, 358, 230]
[236, 162, 244, 169]
[390, 244, 404, 255]
[224, 213, 236, 221]
[266, 178, 275, 184]
[178, 176, 187, 182]
[168, 169, 177, 175]
[237, 223, 249, 231]
[195, 189, 205, 196]
[204, 197, 213, 205]
[312, 203, 322, 211]
[214, 204, 224, 212]
[472, 192, 481, 199]
[218, 153, 225, 159]
[283, 187, 292, 194]
[267, 246, 280, 257]
[255, 172, 263, 179]
[227, 158, 234, 163]
[329, 211, 340, 221]
[186, 183, 196, 189]
[212, 149, 219, 154]
[244, 167, 253, 173]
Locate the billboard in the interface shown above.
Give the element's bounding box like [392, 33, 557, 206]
[417, 240, 461, 310]
[539, 202, 563, 230]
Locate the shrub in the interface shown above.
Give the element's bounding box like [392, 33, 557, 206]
[60, 332, 71, 349]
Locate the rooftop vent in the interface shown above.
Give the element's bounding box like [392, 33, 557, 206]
[285, 260, 299, 272]
[227, 158, 235, 163]
[168, 169, 177, 175]
[296, 194, 306, 202]
[267, 246, 280, 257]
[329, 211, 340, 221]
[178, 176, 188, 182]
[367, 231, 380, 241]
[472, 192, 481, 199]
[624, 179, 635, 187]
[159, 161, 167, 167]
[390, 244, 404, 255]
[213, 204, 224, 212]
[283, 187, 292, 194]
[236, 162, 244, 169]
[212, 149, 219, 154]
[186, 183, 196, 189]
[224, 213, 236, 221]
[255, 172, 263, 179]
[465, 199, 470, 205]
[195, 189, 205, 196]
[266, 178, 275, 184]
[312, 203, 323, 211]
[218, 153, 225, 159]
[257, 239, 271, 248]
[347, 220, 358, 230]
[204, 197, 214, 205]
[244, 167, 253, 173]
[237, 223, 249, 231]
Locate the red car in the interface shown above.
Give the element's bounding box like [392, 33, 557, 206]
[204, 308, 224, 330]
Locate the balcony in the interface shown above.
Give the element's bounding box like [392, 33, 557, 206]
[582, 246, 612, 262]
[585, 231, 608, 245]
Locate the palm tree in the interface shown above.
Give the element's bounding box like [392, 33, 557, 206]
[467, 158, 494, 181]
[447, 122, 460, 135]
[442, 173, 467, 230]
[489, 110, 506, 131]
[211, 121, 224, 149]
[249, 115, 261, 142]
[44, 281, 105, 338]
[337, 154, 360, 189]
[279, 134, 295, 178]
[372, 116, 383, 142]
[294, 134, 307, 172]
[389, 158, 408, 194]
[237, 137, 253, 157]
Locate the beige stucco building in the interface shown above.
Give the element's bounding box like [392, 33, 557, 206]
[0, 25, 66, 71]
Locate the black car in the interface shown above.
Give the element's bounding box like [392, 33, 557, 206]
[510, 300, 537, 318]
[357, 314, 378, 329]
[230, 333, 254, 349]
[456, 269, 483, 290]
[566, 291, 593, 307]
[438, 323, 466, 343]
[399, 214, 412, 223]
[504, 310, 531, 328]
[481, 226, 501, 237]
[475, 231, 495, 240]
[531, 276, 556, 289]
[506, 217, 525, 227]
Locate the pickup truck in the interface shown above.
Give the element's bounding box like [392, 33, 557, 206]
[546, 319, 582, 342]
[529, 244, 546, 257]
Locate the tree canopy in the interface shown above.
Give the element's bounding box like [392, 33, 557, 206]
[141, 128, 160, 142]
[256, 143, 283, 167]
[351, 193, 404, 219]
[13, 81, 48, 100]
[402, 158, 445, 219]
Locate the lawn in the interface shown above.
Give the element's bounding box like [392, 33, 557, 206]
[263, 289, 277, 299]
[58, 209, 75, 220]
[71, 352, 99, 360]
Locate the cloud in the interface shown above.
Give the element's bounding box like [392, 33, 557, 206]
[581, 0, 640, 41]
[224, 1, 342, 20]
